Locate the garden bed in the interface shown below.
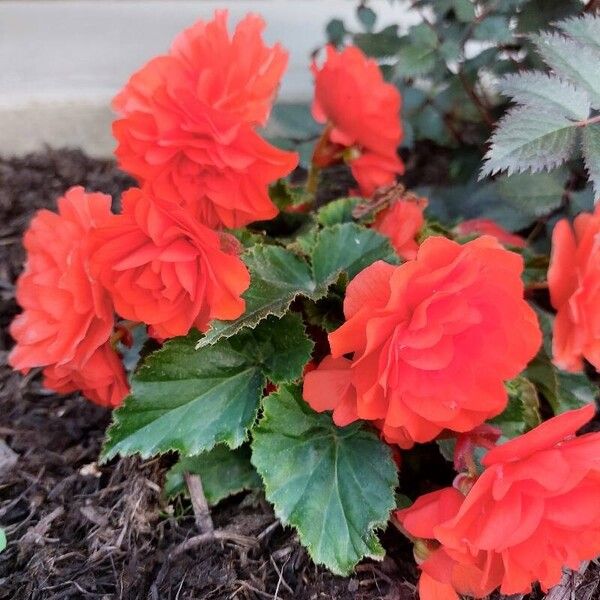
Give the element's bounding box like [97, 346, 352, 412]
[2, 150, 600, 600]
[0, 149, 418, 600]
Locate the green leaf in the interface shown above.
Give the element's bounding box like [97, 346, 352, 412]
[581, 125, 600, 199]
[311, 223, 398, 286]
[499, 72, 591, 121]
[492, 377, 541, 438]
[527, 355, 598, 415]
[533, 33, 600, 109]
[494, 171, 565, 217]
[452, 0, 475, 22]
[558, 15, 600, 54]
[102, 332, 264, 461]
[395, 44, 439, 78]
[473, 15, 513, 43]
[357, 6, 377, 32]
[233, 312, 314, 384]
[480, 106, 578, 177]
[198, 245, 317, 348]
[269, 179, 311, 211]
[164, 445, 261, 505]
[267, 103, 321, 141]
[353, 25, 403, 58]
[517, 0, 580, 34]
[103, 313, 313, 461]
[0, 529, 6, 553]
[317, 197, 361, 226]
[251, 386, 398, 575]
[326, 19, 347, 47]
[530, 307, 599, 414]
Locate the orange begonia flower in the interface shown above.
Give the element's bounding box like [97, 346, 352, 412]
[455, 218, 527, 248]
[303, 236, 541, 447]
[112, 11, 297, 229]
[43, 342, 129, 408]
[398, 405, 600, 598]
[91, 187, 250, 339]
[372, 196, 428, 260]
[396, 487, 502, 600]
[9, 187, 115, 371]
[548, 205, 600, 372]
[8, 187, 127, 407]
[311, 45, 404, 197]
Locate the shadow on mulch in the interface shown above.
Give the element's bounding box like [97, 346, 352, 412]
[0, 149, 417, 600]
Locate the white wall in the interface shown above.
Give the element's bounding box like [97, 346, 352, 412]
[0, 0, 420, 157]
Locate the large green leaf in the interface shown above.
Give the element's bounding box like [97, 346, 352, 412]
[534, 33, 600, 109]
[164, 445, 261, 505]
[499, 72, 590, 121]
[252, 386, 398, 575]
[311, 223, 398, 286]
[102, 314, 313, 461]
[582, 125, 600, 199]
[229, 312, 314, 383]
[481, 106, 578, 178]
[197, 245, 317, 348]
[102, 332, 264, 461]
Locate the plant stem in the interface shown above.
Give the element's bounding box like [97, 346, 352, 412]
[577, 114, 600, 127]
[184, 472, 214, 534]
[168, 529, 256, 560]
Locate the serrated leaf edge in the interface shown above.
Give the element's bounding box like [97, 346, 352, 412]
[251, 388, 397, 576]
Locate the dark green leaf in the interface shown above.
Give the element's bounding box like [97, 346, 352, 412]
[164, 445, 261, 504]
[357, 6, 377, 32]
[354, 26, 403, 58]
[317, 197, 361, 226]
[473, 16, 513, 43]
[198, 245, 317, 348]
[494, 171, 565, 217]
[525, 309, 599, 415]
[326, 19, 347, 46]
[492, 377, 541, 438]
[311, 223, 399, 286]
[252, 386, 398, 575]
[102, 332, 264, 460]
[103, 313, 313, 460]
[267, 103, 321, 141]
[231, 312, 314, 384]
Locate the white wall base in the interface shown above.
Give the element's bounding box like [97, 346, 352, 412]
[0, 1, 419, 157]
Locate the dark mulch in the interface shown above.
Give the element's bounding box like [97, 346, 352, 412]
[0, 149, 416, 600]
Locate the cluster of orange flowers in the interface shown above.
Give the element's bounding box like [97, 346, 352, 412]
[9, 11, 298, 406]
[7, 9, 600, 598]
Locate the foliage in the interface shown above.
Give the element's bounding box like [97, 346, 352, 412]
[164, 445, 261, 505]
[251, 386, 398, 575]
[482, 14, 600, 197]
